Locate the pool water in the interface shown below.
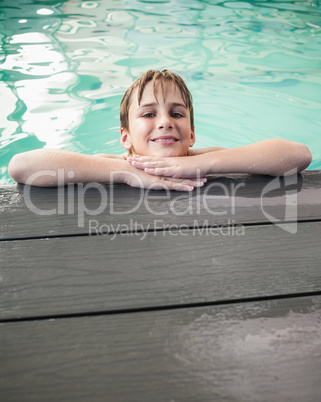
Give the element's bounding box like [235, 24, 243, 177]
[1, 0, 320, 183]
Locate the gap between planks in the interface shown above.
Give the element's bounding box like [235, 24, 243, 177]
[1, 290, 321, 325]
[2, 217, 321, 242]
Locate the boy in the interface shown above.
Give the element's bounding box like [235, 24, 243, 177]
[8, 69, 312, 191]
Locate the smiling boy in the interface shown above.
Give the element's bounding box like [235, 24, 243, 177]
[120, 78, 195, 158]
[8, 69, 312, 190]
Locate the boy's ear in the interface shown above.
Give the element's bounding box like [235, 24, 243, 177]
[120, 128, 133, 150]
[189, 127, 196, 147]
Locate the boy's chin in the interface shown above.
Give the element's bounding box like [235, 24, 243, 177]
[130, 147, 189, 158]
[149, 149, 189, 158]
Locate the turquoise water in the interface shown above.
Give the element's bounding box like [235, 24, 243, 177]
[1, 0, 320, 183]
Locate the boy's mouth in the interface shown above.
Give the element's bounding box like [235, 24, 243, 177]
[151, 136, 179, 144]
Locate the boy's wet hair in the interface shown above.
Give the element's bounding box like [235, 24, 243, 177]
[120, 69, 194, 131]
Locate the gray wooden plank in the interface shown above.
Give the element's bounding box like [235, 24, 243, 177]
[1, 295, 321, 402]
[1, 170, 321, 240]
[1, 221, 321, 320]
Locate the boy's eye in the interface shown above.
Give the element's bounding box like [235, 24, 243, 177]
[171, 112, 183, 118]
[143, 113, 155, 118]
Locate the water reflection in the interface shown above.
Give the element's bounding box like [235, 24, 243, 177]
[1, 0, 321, 182]
[0, 0, 88, 175]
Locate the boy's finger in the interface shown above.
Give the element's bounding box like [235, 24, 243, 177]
[131, 160, 159, 168]
[149, 181, 193, 192]
[172, 183, 194, 191]
[128, 160, 145, 170]
[186, 180, 206, 187]
[131, 155, 157, 161]
[144, 167, 172, 176]
[130, 156, 169, 163]
[170, 178, 206, 187]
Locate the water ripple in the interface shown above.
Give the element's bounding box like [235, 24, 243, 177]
[1, 0, 321, 183]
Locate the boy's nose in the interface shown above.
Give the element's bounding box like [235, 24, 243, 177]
[157, 115, 173, 130]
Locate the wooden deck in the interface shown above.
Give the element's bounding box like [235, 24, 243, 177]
[1, 171, 321, 401]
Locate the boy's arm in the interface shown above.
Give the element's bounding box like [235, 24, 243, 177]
[128, 139, 312, 178]
[95, 153, 128, 159]
[8, 149, 128, 186]
[8, 149, 205, 191]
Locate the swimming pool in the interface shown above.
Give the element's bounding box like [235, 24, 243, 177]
[1, 0, 320, 183]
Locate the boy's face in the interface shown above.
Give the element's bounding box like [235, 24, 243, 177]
[120, 81, 195, 157]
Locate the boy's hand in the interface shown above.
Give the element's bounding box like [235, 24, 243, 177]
[127, 155, 208, 179]
[124, 162, 206, 191]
